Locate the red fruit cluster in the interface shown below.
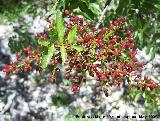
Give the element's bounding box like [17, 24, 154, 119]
[2, 11, 159, 97]
[62, 14, 159, 95]
[2, 46, 42, 76]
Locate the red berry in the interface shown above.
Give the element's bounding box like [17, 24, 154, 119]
[50, 75, 55, 82]
[122, 17, 126, 22]
[121, 42, 127, 48]
[67, 23, 72, 29]
[113, 20, 118, 26]
[74, 16, 79, 22]
[113, 49, 120, 56]
[64, 9, 70, 16]
[84, 34, 90, 41]
[137, 62, 143, 67]
[144, 75, 148, 80]
[23, 66, 32, 72]
[104, 51, 108, 56]
[109, 23, 114, 29]
[34, 49, 40, 54]
[36, 32, 41, 37]
[16, 52, 21, 58]
[128, 36, 133, 41]
[11, 62, 16, 68]
[17, 58, 22, 61]
[25, 60, 30, 64]
[97, 39, 102, 45]
[116, 18, 121, 23]
[126, 63, 131, 67]
[129, 43, 134, 48]
[152, 83, 158, 88]
[100, 73, 106, 80]
[136, 73, 141, 78]
[126, 30, 131, 35]
[27, 51, 32, 56]
[71, 84, 80, 93]
[108, 45, 113, 49]
[101, 27, 107, 33]
[64, 72, 70, 78]
[23, 47, 30, 52]
[111, 73, 116, 78]
[43, 34, 47, 38]
[12, 70, 17, 75]
[35, 56, 41, 62]
[92, 27, 98, 32]
[130, 51, 137, 56]
[148, 80, 154, 84]
[53, 59, 58, 65]
[132, 57, 138, 62]
[78, 17, 84, 23]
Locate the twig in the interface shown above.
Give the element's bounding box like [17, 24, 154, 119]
[95, 5, 109, 29]
[0, 92, 16, 114]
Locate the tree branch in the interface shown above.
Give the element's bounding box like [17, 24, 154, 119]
[95, 0, 112, 29]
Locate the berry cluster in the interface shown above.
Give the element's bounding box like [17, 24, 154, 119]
[2, 10, 159, 97]
[3, 47, 42, 76]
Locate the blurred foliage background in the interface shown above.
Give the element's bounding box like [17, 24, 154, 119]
[0, 0, 160, 119]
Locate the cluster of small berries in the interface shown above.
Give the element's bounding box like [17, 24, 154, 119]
[2, 10, 159, 97]
[2, 46, 42, 76]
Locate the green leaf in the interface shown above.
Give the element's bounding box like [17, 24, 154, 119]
[145, 45, 151, 55]
[134, 93, 141, 102]
[138, 31, 143, 47]
[67, 24, 77, 44]
[56, 11, 65, 44]
[72, 45, 84, 52]
[40, 44, 55, 68]
[154, 4, 160, 11]
[49, 28, 58, 41]
[38, 38, 49, 46]
[89, 3, 101, 16]
[78, 1, 95, 20]
[60, 45, 67, 65]
[150, 46, 158, 60]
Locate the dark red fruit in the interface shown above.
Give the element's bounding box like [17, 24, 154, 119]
[71, 84, 80, 93]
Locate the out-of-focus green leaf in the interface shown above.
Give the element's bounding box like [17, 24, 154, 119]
[78, 0, 95, 20]
[40, 44, 55, 68]
[138, 31, 143, 47]
[154, 4, 160, 11]
[38, 38, 50, 46]
[89, 3, 101, 16]
[60, 44, 67, 65]
[145, 44, 152, 55]
[72, 45, 84, 52]
[150, 46, 158, 60]
[67, 24, 77, 44]
[56, 11, 65, 44]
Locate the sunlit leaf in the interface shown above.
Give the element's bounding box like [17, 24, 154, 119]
[40, 44, 55, 68]
[60, 44, 67, 65]
[67, 24, 77, 44]
[38, 38, 49, 46]
[72, 45, 84, 52]
[56, 11, 65, 44]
